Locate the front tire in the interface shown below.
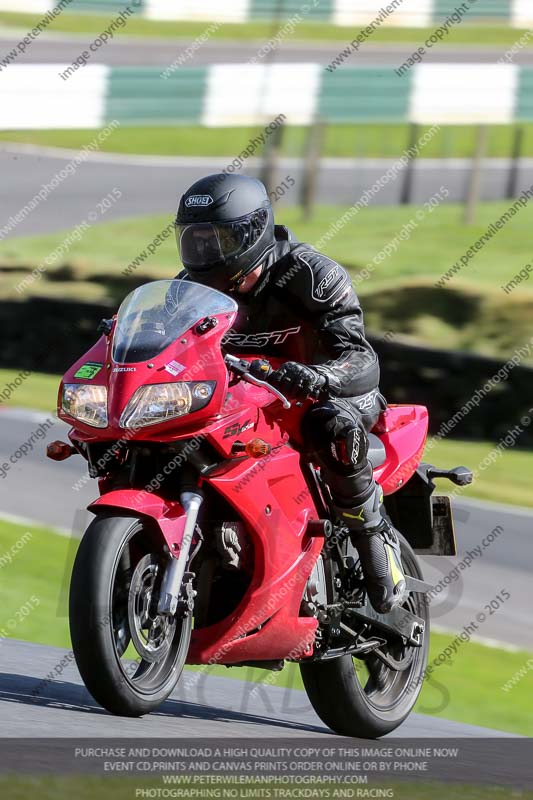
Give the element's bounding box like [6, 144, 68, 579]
[300, 533, 429, 738]
[69, 514, 191, 716]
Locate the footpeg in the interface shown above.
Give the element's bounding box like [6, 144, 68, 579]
[404, 575, 433, 594]
[427, 465, 473, 486]
[306, 519, 333, 538]
[349, 604, 425, 646]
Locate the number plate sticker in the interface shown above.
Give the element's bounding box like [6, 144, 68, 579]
[74, 362, 103, 380]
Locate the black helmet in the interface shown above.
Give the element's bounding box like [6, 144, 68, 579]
[175, 173, 275, 293]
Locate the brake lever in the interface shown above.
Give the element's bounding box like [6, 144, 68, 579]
[224, 354, 291, 409]
[242, 373, 291, 409]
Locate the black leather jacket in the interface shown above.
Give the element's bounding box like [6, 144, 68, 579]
[179, 225, 380, 399]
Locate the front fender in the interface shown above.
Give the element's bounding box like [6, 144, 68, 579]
[88, 489, 187, 554]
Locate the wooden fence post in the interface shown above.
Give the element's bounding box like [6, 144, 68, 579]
[506, 125, 524, 200]
[300, 120, 325, 220]
[400, 123, 420, 205]
[260, 120, 285, 196]
[464, 125, 489, 225]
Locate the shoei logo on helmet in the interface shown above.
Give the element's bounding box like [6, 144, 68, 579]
[185, 195, 214, 208]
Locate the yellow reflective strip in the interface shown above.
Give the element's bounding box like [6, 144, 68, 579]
[342, 509, 365, 521]
[387, 544, 404, 587]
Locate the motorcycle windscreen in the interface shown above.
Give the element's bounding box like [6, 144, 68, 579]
[112, 279, 237, 364]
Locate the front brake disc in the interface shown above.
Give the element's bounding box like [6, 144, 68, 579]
[127, 553, 176, 663]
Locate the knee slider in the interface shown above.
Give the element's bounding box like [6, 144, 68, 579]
[334, 419, 368, 467]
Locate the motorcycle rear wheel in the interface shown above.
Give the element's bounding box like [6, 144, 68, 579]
[69, 514, 191, 717]
[300, 533, 429, 738]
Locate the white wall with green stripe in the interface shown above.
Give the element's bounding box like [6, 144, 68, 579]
[1, 63, 532, 129]
[2, 0, 533, 27]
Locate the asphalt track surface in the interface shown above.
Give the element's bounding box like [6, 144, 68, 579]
[2, 33, 533, 66]
[0, 638, 519, 738]
[0, 408, 531, 651]
[2, 146, 533, 240]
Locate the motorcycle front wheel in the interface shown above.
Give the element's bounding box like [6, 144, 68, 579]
[300, 532, 429, 738]
[69, 514, 191, 716]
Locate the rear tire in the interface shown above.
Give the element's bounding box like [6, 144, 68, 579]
[70, 514, 191, 717]
[300, 533, 429, 738]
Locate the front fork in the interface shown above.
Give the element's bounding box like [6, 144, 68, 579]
[157, 491, 203, 616]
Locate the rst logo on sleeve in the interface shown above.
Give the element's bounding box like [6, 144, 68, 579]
[185, 195, 214, 208]
[296, 251, 350, 303]
[315, 266, 339, 299]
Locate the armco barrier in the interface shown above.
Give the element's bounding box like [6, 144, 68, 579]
[1, 64, 533, 129]
[2, 296, 532, 445]
[1, 0, 531, 27]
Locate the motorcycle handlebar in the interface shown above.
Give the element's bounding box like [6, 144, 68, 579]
[224, 355, 327, 406]
[249, 360, 328, 401]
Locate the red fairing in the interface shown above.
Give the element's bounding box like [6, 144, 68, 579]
[373, 405, 429, 494]
[58, 307, 237, 441]
[188, 446, 323, 663]
[61, 281, 430, 666]
[88, 489, 187, 554]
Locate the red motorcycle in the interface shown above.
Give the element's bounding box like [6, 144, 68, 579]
[50, 279, 471, 738]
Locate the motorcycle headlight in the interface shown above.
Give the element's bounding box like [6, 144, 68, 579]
[62, 384, 108, 428]
[120, 381, 215, 429]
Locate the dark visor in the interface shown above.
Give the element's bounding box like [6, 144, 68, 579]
[177, 209, 268, 268]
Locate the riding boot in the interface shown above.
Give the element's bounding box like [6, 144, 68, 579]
[333, 484, 406, 614]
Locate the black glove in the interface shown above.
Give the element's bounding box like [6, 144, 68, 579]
[269, 361, 324, 401]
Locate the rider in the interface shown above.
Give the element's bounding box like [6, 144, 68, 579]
[174, 173, 406, 614]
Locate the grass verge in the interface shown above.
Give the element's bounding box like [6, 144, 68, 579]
[0, 520, 72, 650]
[423, 437, 533, 508]
[3, 203, 530, 289]
[2, 204, 533, 359]
[2, 123, 533, 159]
[0, 368, 58, 413]
[0, 518, 531, 736]
[0, 12, 531, 45]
